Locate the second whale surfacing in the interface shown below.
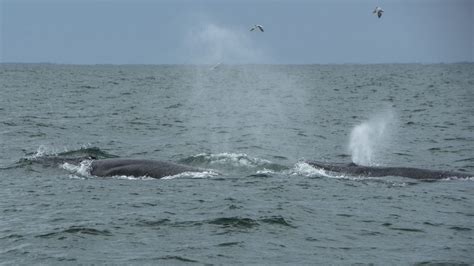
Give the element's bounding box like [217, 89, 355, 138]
[306, 161, 472, 180]
[90, 159, 203, 179]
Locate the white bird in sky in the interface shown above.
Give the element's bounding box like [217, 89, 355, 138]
[250, 24, 264, 32]
[373, 6, 384, 18]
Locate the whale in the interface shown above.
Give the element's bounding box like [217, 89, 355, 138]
[90, 159, 203, 179]
[306, 161, 472, 180]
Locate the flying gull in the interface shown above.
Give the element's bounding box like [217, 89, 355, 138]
[373, 6, 384, 18]
[250, 24, 264, 32]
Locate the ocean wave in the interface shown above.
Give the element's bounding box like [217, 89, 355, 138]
[24, 145, 115, 159]
[36, 226, 113, 238]
[137, 215, 294, 230]
[18, 146, 117, 167]
[179, 152, 287, 172]
[55, 146, 118, 159]
[7, 146, 118, 173]
[440, 176, 474, 181]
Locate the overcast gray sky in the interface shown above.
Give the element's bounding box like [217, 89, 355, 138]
[1, 0, 472, 64]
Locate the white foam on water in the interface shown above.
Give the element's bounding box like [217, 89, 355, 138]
[256, 168, 276, 175]
[27, 145, 59, 159]
[290, 162, 332, 178]
[61, 160, 93, 178]
[292, 162, 377, 181]
[108, 175, 156, 181]
[68, 174, 87, 180]
[440, 176, 474, 181]
[161, 170, 220, 180]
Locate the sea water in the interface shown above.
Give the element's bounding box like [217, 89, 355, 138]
[0, 63, 473, 264]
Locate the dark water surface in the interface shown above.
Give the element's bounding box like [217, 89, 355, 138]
[1, 64, 473, 264]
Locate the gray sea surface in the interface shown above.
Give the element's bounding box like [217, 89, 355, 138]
[0, 63, 473, 264]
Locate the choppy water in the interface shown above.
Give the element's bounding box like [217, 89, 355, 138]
[0, 63, 473, 264]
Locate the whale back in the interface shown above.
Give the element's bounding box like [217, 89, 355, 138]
[90, 159, 200, 179]
[306, 160, 471, 180]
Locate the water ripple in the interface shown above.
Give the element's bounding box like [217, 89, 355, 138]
[36, 226, 113, 238]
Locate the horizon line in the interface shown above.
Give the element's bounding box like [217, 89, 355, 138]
[1, 61, 473, 66]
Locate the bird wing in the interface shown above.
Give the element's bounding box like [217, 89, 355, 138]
[258, 25, 264, 32]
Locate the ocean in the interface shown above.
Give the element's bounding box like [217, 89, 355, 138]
[0, 63, 473, 264]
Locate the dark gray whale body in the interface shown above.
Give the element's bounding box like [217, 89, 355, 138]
[90, 159, 202, 179]
[306, 161, 471, 180]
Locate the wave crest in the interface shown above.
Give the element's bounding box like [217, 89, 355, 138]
[180, 152, 286, 172]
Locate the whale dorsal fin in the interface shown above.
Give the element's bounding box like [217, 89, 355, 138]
[348, 162, 357, 167]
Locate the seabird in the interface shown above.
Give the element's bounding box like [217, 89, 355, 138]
[210, 62, 222, 70]
[373, 6, 384, 18]
[250, 24, 264, 32]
